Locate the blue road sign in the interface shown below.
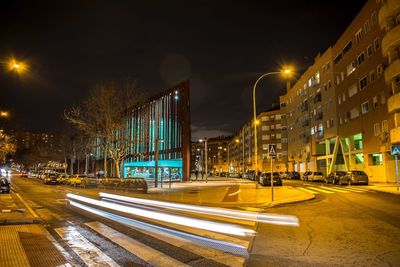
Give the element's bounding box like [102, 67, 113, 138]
[392, 145, 400, 156]
[268, 144, 276, 156]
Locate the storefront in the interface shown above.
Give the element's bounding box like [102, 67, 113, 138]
[124, 159, 183, 182]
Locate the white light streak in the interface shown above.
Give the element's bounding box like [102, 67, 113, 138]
[66, 193, 255, 236]
[99, 192, 299, 226]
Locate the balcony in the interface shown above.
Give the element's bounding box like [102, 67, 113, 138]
[302, 119, 310, 127]
[379, 0, 400, 29]
[385, 58, 400, 83]
[390, 127, 400, 144]
[382, 24, 400, 57]
[315, 111, 323, 121]
[388, 92, 400, 113]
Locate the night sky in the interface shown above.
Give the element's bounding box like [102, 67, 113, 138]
[0, 0, 366, 140]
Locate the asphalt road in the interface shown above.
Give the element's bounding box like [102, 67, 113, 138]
[9, 176, 400, 266]
[249, 180, 400, 267]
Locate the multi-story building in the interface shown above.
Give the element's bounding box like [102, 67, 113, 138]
[229, 105, 288, 173]
[379, 0, 400, 175]
[191, 136, 231, 174]
[281, 0, 397, 182]
[15, 131, 63, 152]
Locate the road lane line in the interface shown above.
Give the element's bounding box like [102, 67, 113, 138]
[15, 193, 39, 218]
[55, 226, 119, 267]
[296, 187, 319, 194]
[334, 187, 367, 193]
[85, 222, 188, 267]
[306, 187, 334, 194]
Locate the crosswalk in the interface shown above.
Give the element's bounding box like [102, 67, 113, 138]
[52, 217, 251, 266]
[296, 185, 371, 195]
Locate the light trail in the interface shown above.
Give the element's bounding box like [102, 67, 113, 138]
[68, 200, 249, 257]
[66, 193, 255, 236]
[99, 192, 299, 226]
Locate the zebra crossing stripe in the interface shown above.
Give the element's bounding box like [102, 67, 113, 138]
[85, 222, 188, 267]
[321, 187, 349, 193]
[297, 187, 319, 194]
[335, 187, 367, 193]
[55, 226, 119, 267]
[306, 187, 334, 194]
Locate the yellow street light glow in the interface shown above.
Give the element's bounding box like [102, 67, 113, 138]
[255, 120, 260, 125]
[8, 59, 28, 74]
[281, 66, 294, 77]
[0, 111, 9, 118]
[235, 138, 240, 143]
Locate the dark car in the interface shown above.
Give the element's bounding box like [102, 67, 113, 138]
[0, 178, 10, 193]
[288, 171, 301, 180]
[326, 171, 346, 185]
[339, 171, 369, 185]
[259, 172, 282, 186]
[43, 174, 59, 185]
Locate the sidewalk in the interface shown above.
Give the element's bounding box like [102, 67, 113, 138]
[367, 183, 400, 195]
[0, 191, 67, 267]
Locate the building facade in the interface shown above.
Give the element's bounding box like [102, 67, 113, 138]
[229, 106, 288, 173]
[281, 0, 397, 182]
[122, 81, 191, 181]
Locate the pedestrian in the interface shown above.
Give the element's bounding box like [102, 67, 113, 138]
[195, 170, 198, 180]
[201, 170, 204, 179]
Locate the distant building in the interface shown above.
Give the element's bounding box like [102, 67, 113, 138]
[15, 131, 63, 152]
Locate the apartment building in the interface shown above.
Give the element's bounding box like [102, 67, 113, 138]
[228, 106, 288, 173]
[281, 0, 397, 182]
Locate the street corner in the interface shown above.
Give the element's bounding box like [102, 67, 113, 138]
[0, 192, 41, 225]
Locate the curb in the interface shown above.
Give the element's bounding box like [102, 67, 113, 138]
[0, 217, 42, 225]
[366, 187, 400, 195]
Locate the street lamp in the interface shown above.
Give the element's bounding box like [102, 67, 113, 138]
[0, 111, 9, 118]
[199, 138, 208, 182]
[7, 58, 28, 74]
[252, 67, 293, 177]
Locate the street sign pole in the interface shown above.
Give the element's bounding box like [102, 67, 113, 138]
[396, 155, 399, 192]
[271, 155, 274, 202]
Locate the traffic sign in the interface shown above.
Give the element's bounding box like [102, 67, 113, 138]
[392, 145, 400, 156]
[268, 144, 276, 156]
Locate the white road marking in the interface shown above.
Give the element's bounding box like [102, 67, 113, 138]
[321, 187, 349, 193]
[55, 226, 119, 267]
[85, 222, 188, 267]
[335, 187, 367, 193]
[306, 187, 334, 194]
[297, 187, 319, 194]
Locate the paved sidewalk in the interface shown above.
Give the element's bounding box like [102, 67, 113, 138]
[367, 183, 400, 195]
[0, 192, 40, 225]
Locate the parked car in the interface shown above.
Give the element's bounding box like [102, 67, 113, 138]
[325, 171, 346, 185]
[288, 171, 301, 180]
[0, 178, 10, 193]
[302, 171, 312, 181]
[68, 174, 88, 187]
[246, 170, 256, 181]
[308, 172, 325, 182]
[43, 174, 59, 185]
[19, 172, 28, 178]
[259, 172, 282, 186]
[56, 174, 69, 184]
[280, 172, 290, 179]
[339, 171, 369, 185]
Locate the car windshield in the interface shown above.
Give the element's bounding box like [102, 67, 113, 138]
[352, 171, 366, 175]
[1, 179, 9, 186]
[314, 172, 323, 175]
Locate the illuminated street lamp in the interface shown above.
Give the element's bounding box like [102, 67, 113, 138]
[8, 58, 28, 74]
[252, 67, 293, 178]
[0, 111, 9, 118]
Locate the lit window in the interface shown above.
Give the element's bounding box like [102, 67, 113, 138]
[350, 107, 360, 119]
[373, 122, 380, 136]
[371, 153, 382, 165]
[355, 29, 363, 43]
[373, 96, 378, 109]
[348, 83, 358, 98]
[347, 61, 356, 76]
[371, 11, 377, 26]
[382, 120, 388, 133]
[277, 143, 282, 149]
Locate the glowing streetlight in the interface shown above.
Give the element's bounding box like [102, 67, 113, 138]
[0, 111, 9, 118]
[8, 59, 28, 74]
[252, 67, 294, 178]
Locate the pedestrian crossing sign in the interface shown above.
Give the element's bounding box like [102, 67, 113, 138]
[392, 145, 400, 156]
[268, 144, 276, 157]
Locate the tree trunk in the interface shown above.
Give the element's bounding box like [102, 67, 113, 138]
[77, 159, 80, 174]
[64, 156, 68, 175]
[85, 154, 88, 174]
[115, 160, 120, 178]
[70, 158, 74, 175]
[103, 145, 107, 177]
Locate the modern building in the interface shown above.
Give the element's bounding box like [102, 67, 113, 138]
[15, 131, 63, 152]
[228, 105, 288, 173]
[281, 0, 397, 182]
[122, 81, 191, 181]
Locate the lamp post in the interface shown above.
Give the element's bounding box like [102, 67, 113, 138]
[154, 138, 164, 188]
[199, 138, 208, 182]
[252, 68, 293, 179]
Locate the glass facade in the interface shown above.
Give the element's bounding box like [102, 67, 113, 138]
[122, 81, 191, 182]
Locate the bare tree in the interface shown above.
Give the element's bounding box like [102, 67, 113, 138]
[65, 82, 142, 177]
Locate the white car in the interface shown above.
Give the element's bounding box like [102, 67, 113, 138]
[308, 172, 325, 182]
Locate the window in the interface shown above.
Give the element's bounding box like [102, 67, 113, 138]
[342, 92, 346, 102]
[276, 133, 281, 139]
[355, 29, 363, 43]
[371, 153, 383, 165]
[270, 125, 275, 130]
[276, 124, 281, 129]
[281, 138, 288, 144]
[357, 52, 365, 65]
[382, 120, 388, 133]
[315, 72, 320, 84]
[261, 116, 268, 122]
[348, 83, 358, 98]
[373, 96, 378, 109]
[336, 75, 340, 85]
[380, 92, 386, 104]
[347, 61, 356, 76]
[341, 71, 345, 81]
[262, 144, 268, 150]
[374, 122, 380, 136]
[361, 101, 369, 114]
[371, 11, 377, 26]
[261, 125, 269, 131]
[367, 45, 373, 57]
[377, 64, 383, 77]
[350, 107, 360, 119]
[359, 76, 368, 90]
[364, 20, 370, 33]
[275, 114, 281, 120]
[271, 134, 276, 140]
[330, 118, 334, 128]
[277, 143, 282, 149]
[370, 70, 376, 83]
[328, 80, 332, 89]
[262, 134, 270, 140]
[338, 96, 342, 105]
[342, 41, 353, 55]
[374, 37, 380, 51]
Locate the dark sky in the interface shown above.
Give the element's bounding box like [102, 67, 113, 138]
[0, 0, 366, 140]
